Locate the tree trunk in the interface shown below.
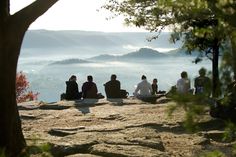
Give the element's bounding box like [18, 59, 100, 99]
[0, 26, 26, 156]
[0, 0, 58, 156]
[230, 30, 236, 80]
[212, 38, 220, 98]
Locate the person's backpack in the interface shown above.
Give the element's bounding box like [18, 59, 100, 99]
[120, 89, 129, 98]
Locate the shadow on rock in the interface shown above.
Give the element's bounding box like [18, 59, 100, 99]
[197, 119, 226, 132]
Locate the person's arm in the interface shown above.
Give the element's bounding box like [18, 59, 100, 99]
[94, 83, 98, 93]
[194, 78, 197, 88]
[75, 82, 79, 93]
[118, 81, 121, 90]
[82, 83, 85, 93]
[81, 83, 86, 98]
[188, 79, 191, 90]
[149, 83, 153, 94]
[134, 83, 140, 96]
[176, 79, 180, 91]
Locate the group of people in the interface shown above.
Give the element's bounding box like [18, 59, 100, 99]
[63, 67, 211, 101]
[65, 75, 103, 100]
[133, 75, 165, 98]
[175, 67, 211, 96]
[64, 74, 128, 100]
[63, 74, 164, 101]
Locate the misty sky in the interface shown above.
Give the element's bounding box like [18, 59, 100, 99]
[10, 0, 145, 32]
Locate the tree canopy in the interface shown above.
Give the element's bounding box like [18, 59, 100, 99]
[103, 0, 236, 96]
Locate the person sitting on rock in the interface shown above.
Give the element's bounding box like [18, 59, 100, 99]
[176, 71, 191, 94]
[65, 75, 82, 100]
[104, 74, 121, 98]
[151, 78, 166, 95]
[82, 75, 104, 99]
[151, 78, 158, 95]
[194, 67, 211, 96]
[133, 75, 152, 98]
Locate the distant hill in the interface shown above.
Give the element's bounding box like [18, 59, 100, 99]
[166, 48, 201, 57]
[49, 58, 90, 65]
[47, 47, 197, 64]
[122, 48, 166, 58]
[88, 54, 120, 60]
[88, 48, 167, 61]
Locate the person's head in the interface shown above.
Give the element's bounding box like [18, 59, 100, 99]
[87, 75, 93, 82]
[153, 78, 158, 84]
[69, 75, 77, 81]
[141, 75, 146, 80]
[181, 71, 188, 78]
[111, 74, 117, 81]
[199, 68, 206, 77]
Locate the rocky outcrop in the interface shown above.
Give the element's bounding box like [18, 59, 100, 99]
[19, 98, 234, 157]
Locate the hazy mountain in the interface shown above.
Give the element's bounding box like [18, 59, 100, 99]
[21, 30, 181, 57]
[122, 48, 165, 58]
[49, 58, 90, 65]
[88, 48, 167, 61]
[88, 54, 120, 61]
[39, 47, 198, 65]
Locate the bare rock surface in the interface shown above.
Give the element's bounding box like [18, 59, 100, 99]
[19, 97, 234, 157]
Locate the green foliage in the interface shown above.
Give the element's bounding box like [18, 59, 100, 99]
[183, 103, 205, 132]
[0, 148, 6, 157]
[220, 46, 234, 93]
[103, 0, 233, 98]
[168, 93, 208, 132]
[26, 143, 52, 157]
[199, 150, 226, 157]
[21, 136, 53, 157]
[199, 143, 236, 157]
[233, 144, 236, 156]
[223, 121, 236, 142]
[0, 142, 52, 157]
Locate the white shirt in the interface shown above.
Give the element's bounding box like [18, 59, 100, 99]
[134, 79, 152, 96]
[176, 78, 190, 94]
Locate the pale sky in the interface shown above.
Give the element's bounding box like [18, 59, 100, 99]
[10, 0, 146, 32]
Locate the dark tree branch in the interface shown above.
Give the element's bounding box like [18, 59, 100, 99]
[0, 0, 10, 21]
[11, 0, 59, 30]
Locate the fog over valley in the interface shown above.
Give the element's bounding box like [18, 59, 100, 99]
[18, 30, 211, 102]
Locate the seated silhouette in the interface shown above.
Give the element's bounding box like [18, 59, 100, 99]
[176, 71, 192, 94]
[104, 74, 123, 98]
[151, 78, 158, 95]
[133, 75, 152, 97]
[151, 78, 166, 95]
[194, 68, 211, 96]
[133, 75, 155, 103]
[65, 75, 82, 100]
[82, 75, 104, 99]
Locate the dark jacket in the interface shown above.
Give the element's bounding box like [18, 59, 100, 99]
[65, 81, 81, 100]
[104, 80, 121, 98]
[82, 81, 98, 98]
[151, 84, 158, 95]
[194, 76, 211, 96]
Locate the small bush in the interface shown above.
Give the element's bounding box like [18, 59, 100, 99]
[16, 71, 39, 103]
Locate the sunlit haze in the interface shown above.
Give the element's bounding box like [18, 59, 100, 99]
[10, 0, 146, 32]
